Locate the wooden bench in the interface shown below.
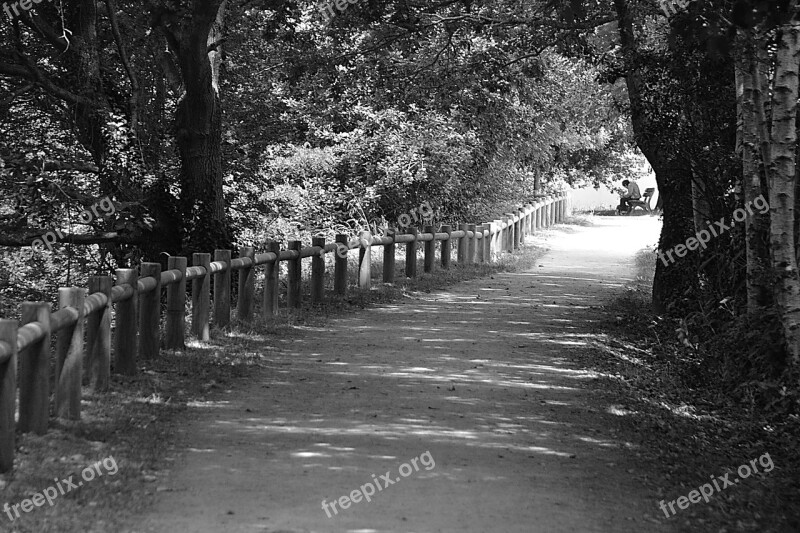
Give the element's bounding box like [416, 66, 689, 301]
[619, 188, 655, 215]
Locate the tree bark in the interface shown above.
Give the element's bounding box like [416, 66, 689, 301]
[159, 0, 230, 253]
[613, 0, 696, 313]
[735, 36, 772, 310]
[765, 20, 800, 363]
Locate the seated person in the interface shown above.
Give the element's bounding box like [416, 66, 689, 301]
[617, 179, 641, 214]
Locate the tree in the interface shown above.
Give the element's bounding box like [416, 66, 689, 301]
[153, 0, 230, 253]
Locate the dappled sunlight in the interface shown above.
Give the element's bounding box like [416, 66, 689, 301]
[607, 405, 638, 416]
[148, 219, 670, 533]
[186, 400, 231, 408]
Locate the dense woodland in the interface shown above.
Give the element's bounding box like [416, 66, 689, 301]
[1, 0, 800, 417]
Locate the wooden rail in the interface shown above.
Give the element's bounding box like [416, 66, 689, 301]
[0, 193, 569, 472]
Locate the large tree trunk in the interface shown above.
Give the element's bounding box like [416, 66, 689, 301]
[765, 20, 800, 363]
[691, 174, 712, 233]
[159, 0, 230, 253]
[613, 0, 696, 313]
[735, 37, 772, 310]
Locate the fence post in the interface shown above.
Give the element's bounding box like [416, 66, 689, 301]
[0, 320, 17, 472]
[476, 224, 485, 263]
[505, 218, 511, 251]
[383, 228, 396, 283]
[335, 234, 348, 295]
[492, 220, 502, 257]
[288, 240, 302, 309]
[165, 256, 187, 350]
[466, 223, 476, 264]
[503, 214, 514, 252]
[556, 194, 564, 223]
[441, 225, 452, 269]
[263, 242, 280, 316]
[457, 223, 467, 264]
[516, 209, 525, 247]
[19, 302, 49, 434]
[213, 250, 231, 328]
[192, 253, 211, 341]
[312, 237, 326, 304]
[358, 231, 372, 290]
[115, 269, 138, 373]
[56, 287, 85, 420]
[524, 204, 533, 236]
[486, 223, 495, 261]
[424, 225, 435, 273]
[405, 228, 418, 278]
[87, 276, 112, 390]
[512, 210, 521, 248]
[139, 262, 161, 360]
[544, 199, 550, 226]
[238, 246, 255, 320]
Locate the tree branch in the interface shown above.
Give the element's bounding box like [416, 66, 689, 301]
[3, 157, 99, 174]
[0, 231, 139, 247]
[0, 58, 95, 107]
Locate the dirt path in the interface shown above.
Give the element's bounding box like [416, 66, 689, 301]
[129, 216, 673, 533]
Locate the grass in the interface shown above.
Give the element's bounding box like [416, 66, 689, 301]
[0, 227, 555, 532]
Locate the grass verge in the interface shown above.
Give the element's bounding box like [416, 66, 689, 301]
[577, 246, 800, 533]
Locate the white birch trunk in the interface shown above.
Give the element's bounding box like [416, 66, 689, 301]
[736, 36, 772, 309]
[767, 19, 800, 363]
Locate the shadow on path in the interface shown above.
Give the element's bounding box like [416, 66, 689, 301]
[132, 216, 673, 533]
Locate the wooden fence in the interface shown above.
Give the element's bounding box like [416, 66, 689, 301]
[0, 193, 569, 472]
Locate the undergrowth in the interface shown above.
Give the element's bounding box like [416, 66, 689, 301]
[583, 246, 800, 533]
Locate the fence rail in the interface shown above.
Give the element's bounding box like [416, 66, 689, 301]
[0, 193, 570, 471]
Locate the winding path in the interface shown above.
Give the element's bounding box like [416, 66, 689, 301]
[131, 216, 672, 533]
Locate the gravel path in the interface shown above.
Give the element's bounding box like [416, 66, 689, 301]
[130, 216, 674, 533]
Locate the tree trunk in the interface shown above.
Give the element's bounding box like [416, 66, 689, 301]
[765, 20, 800, 363]
[613, 0, 696, 313]
[160, 0, 230, 253]
[735, 37, 772, 310]
[690, 174, 712, 233]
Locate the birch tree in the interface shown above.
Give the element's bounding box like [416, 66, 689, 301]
[735, 36, 771, 309]
[764, 15, 800, 363]
[734, 3, 800, 362]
